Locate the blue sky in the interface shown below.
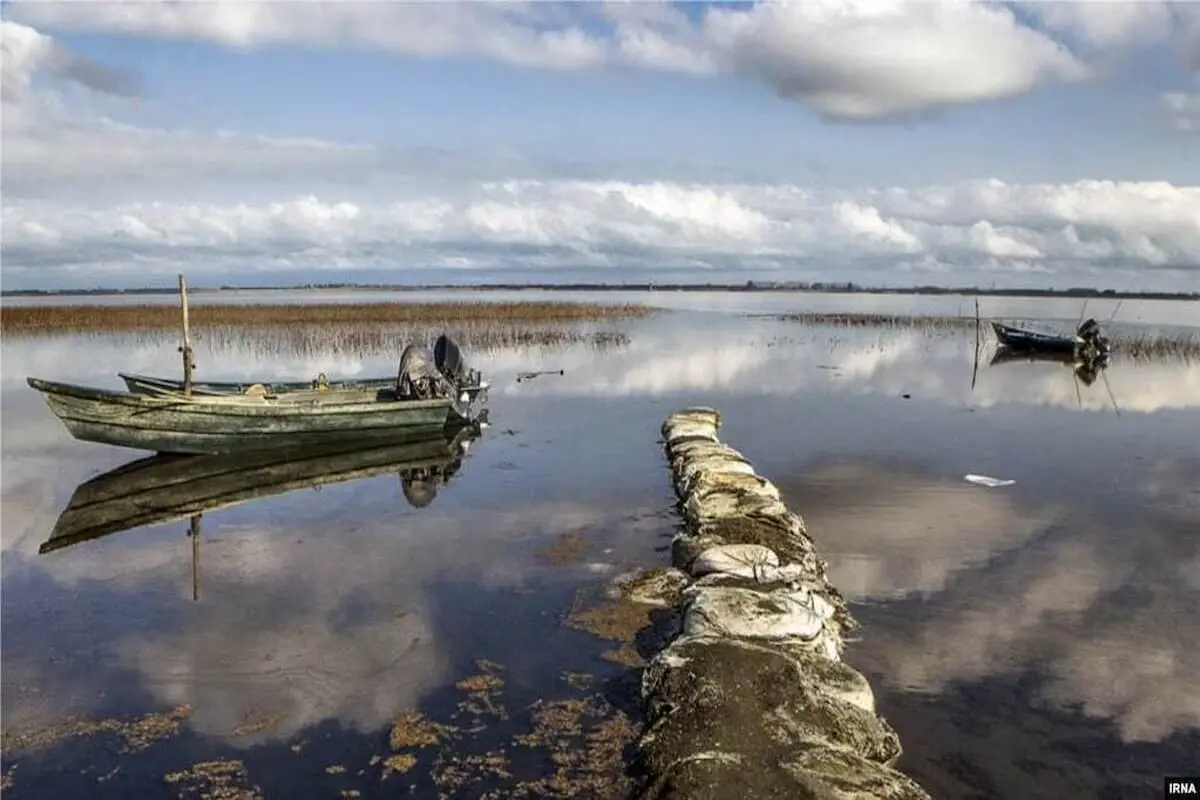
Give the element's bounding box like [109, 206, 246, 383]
[1, 1, 1199, 290]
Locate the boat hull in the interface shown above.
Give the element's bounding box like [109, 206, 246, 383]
[119, 372, 396, 396]
[42, 427, 479, 554]
[28, 377, 461, 455]
[990, 321, 1078, 354]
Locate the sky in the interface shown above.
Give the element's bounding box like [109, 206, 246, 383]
[1, 0, 1199, 292]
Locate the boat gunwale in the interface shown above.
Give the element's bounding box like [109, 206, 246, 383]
[27, 376, 452, 411]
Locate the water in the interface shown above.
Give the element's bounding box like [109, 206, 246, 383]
[2, 293, 1198, 798]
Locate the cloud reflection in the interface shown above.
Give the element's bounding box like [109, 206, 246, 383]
[4, 316, 1196, 413]
[2, 451, 668, 747]
[796, 458, 1200, 744]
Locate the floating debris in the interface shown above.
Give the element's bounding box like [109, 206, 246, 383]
[2, 704, 193, 755]
[535, 531, 590, 566]
[964, 474, 1016, 488]
[163, 759, 262, 800]
[516, 369, 565, 383]
[229, 711, 283, 739]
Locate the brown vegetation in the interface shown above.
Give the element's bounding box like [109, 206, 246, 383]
[771, 311, 1200, 361]
[0, 301, 656, 336]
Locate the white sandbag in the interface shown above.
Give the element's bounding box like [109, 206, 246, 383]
[688, 472, 781, 503]
[690, 544, 780, 578]
[664, 408, 720, 434]
[681, 585, 835, 643]
[684, 490, 789, 525]
[664, 419, 720, 444]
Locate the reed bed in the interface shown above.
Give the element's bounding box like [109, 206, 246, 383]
[768, 311, 1200, 361]
[769, 312, 976, 330]
[100, 323, 631, 360]
[0, 301, 657, 336]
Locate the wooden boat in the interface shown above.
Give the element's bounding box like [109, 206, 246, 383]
[119, 335, 489, 401]
[26, 377, 477, 455]
[41, 426, 480, 555]
[119, 372, 396, 397]
[990, 321, 1079, 355]
[990, 320, 1112, 360]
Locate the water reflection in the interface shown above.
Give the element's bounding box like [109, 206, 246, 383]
[42, 426, 479, 555]
[4, 314, 1196, 414]
[781, 457, 1200, 746]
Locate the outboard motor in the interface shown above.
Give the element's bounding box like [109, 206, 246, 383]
[401, 469, 440, 508]
[434, 334, 467, 386]
[396, 343, 437, 400]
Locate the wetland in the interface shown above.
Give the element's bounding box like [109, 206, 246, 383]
[2, 290, 1198, 799]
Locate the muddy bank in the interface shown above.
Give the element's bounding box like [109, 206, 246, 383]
[631, 407, 931, 799]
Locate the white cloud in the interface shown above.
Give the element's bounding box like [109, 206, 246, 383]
[1158, 87, 1200, 133]
[4, 0, 1095, 120]
[702, 0, 1087, 118]
[1020, 0, 1200, 66]
[4, 178, 1197, 288]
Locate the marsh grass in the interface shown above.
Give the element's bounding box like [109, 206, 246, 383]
[768, 312, 1200, 362]
[0, 301, 656, 336]
[103, 323, 630, 359]
[2, 301, 647, 358]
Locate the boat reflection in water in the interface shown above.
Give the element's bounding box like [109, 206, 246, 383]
[988, 346, 1111, 387]
[41, 425, 483, 579]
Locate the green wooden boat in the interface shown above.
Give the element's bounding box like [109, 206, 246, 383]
[27, 376, 474, 455]
[118, 372, 398, 396]
[41, 426, 480, 554]
[118, 335, 489, 402]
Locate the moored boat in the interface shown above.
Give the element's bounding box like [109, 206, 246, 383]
[119, 373, 396, 396]
[990, 321, 1079, 354]
[28, 331, 490, 455]
[27, 377, 471, 455]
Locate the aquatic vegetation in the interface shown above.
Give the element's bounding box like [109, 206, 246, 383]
[1, 704, 193, 755]
[0, 300, 657, 335]
[163, 759, 262, 800]
[768, 311, 1200, 362]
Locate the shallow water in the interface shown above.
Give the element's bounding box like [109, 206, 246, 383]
[2, 293, 1198, 798]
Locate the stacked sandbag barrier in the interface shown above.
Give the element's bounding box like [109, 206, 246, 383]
[635, 407, 931, 799]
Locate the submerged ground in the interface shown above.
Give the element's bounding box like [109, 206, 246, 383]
[2, 290, 1198, 798]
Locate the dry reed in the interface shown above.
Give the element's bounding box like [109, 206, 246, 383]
[0, 301, 656, 336]
[769, 311, 1200, 361]
[94, 323, 630, 360]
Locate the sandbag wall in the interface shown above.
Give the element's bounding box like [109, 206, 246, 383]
[635, 407, 931, 799]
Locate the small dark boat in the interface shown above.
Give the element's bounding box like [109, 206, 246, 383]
[990, 319, 1112, 362]
[990, 322, 1078, 355]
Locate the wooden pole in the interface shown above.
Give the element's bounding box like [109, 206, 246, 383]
[189, 514, 201, 602]
[971, 297, 981, 391]
[178, 273, 194, 397]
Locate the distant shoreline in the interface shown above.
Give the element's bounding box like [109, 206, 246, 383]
[3, 282, 1197, 301]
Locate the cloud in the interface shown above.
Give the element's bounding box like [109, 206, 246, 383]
[0, 20, 138, 103]
[3, 178, 1198, 289]
[1021, 1, 1200, 66]
[4, 0, 1096, 120]
[702, 0, 1087, 119]
[1157, 87, 1200, 133]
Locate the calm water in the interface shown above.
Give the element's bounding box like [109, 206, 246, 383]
[2, 293, 1198, 798]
